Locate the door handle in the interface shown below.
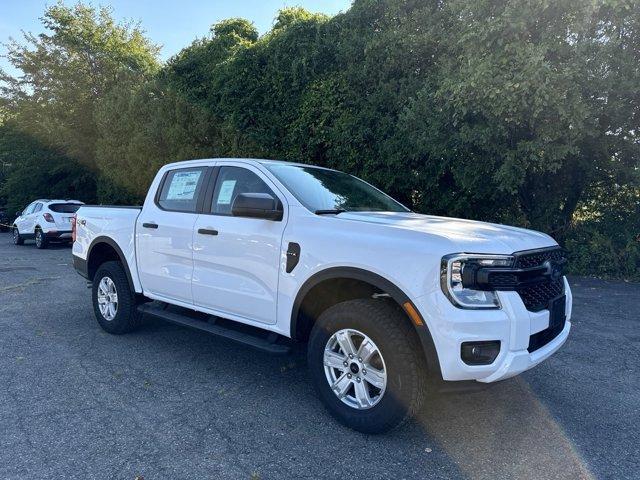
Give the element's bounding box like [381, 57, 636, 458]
[198, 228, 218, 236]
[142, 222, 158, 229]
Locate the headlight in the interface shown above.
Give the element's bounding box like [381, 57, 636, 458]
[441, 254, 514, 309]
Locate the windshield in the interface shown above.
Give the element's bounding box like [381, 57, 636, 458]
[48, 203, 82, 213]
[265, 164, 409, 213]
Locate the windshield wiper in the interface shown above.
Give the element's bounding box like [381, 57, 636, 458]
[314, 209, 346, 215]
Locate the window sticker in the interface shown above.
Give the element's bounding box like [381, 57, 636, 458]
[166, 171, 201, 200]
[217, 180, 237, 205]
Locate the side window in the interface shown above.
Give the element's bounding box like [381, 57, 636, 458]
[211, 166, 276, 215]
[157, 167, 207, 212]
[23, 203, 35, 215]
[33, 203, 43, 213]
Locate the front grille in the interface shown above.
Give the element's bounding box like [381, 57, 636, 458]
[518, 278, 564, 311]
[514, 247, 565, 311]
[514, 248, 565, 269]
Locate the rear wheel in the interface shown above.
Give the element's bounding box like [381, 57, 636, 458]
[308, 298, 427, 434]
[92, 261, 142, 334]
[12, 227, 24, 245]
[35, 228, 47, 249]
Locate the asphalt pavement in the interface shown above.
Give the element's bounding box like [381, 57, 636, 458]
[0, 232, 638, 479]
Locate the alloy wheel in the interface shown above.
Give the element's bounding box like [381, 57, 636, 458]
[97, 276, 118, 321]
[323, 328, 387, 409]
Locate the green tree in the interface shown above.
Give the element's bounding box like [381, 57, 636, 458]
[92, 18, 260, 199]
[395, 0, 640, 236]
[0, 121, 96, 215]
[1, 2, 160, 168]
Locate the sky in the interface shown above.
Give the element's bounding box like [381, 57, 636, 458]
[0, 0, 352, 76]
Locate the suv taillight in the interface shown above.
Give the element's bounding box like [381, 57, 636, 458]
[71, 214, 77, 242]
[43, 213, 55, 223]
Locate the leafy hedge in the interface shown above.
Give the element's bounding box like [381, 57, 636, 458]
[1, 1, 639, 279]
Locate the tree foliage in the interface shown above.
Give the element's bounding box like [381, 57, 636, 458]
[0, 120, 96, 215]
[0, 2, 160, 168]
[1, 0, 638, 279]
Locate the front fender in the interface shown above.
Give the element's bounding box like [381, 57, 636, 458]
[290, 266, 443, 379]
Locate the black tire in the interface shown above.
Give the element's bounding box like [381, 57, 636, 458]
[308, 298, 427, 434]
[12, 227, 24, 245]
[92, 261, 142, 334]
[34, 228, 47, 249]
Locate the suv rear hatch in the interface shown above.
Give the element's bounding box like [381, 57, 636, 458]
[47, 203, 82, 229]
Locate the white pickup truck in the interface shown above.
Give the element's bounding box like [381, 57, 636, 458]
[72, 158, 572, 433]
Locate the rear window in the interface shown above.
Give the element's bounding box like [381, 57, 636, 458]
[49, 203, 82, 213]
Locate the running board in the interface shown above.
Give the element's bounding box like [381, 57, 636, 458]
[137, 303, 291, 355]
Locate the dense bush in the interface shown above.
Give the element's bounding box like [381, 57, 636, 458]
[565, 184, 640, 279]
[0, 122, 96, 215]
[0, 1, 638, 279]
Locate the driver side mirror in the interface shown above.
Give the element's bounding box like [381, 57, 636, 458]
[16, 211, 22, 217]
[231, 193, 283, 221]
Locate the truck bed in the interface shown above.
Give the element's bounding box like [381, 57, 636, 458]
[72, 204, 143, 291]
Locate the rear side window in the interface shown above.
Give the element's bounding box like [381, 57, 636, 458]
[49, 203, 82, 213]
[157, 167, 207, 212]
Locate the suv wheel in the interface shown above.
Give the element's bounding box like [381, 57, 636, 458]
[308, 298, 427, 434]
[92, 261, 142, 334]
[13, 227, 24, 245]
[35, 228, 47, 249]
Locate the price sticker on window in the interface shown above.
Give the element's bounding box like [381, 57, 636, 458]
[217, 180, 237, 205]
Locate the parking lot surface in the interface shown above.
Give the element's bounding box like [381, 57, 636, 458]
[0, 232, 638, 479]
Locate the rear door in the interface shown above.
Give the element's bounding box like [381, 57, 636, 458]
[22, 202, 40, 234]
[136, 166, 211, 304]
[192, 163, 287, 325]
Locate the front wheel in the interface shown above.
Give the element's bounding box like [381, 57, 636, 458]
[12, 227, 24, 245]
[308, 298, 427, 434]
[92, 261, 142, 334]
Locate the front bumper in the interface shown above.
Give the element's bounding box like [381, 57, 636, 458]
[414, 277, 572, 383]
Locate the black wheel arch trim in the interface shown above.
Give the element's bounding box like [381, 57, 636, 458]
[290, 266, 443, 378]
[86, 236, 136, 292]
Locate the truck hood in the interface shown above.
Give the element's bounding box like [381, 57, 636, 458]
[336, 211, 556, 254]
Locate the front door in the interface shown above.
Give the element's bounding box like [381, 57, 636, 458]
[17, 202, 37, 234]
[192, 164, 287, 325]
[136, 165, 209, 304]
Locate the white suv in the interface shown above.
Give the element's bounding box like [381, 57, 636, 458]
[13, 199, 84, 248]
